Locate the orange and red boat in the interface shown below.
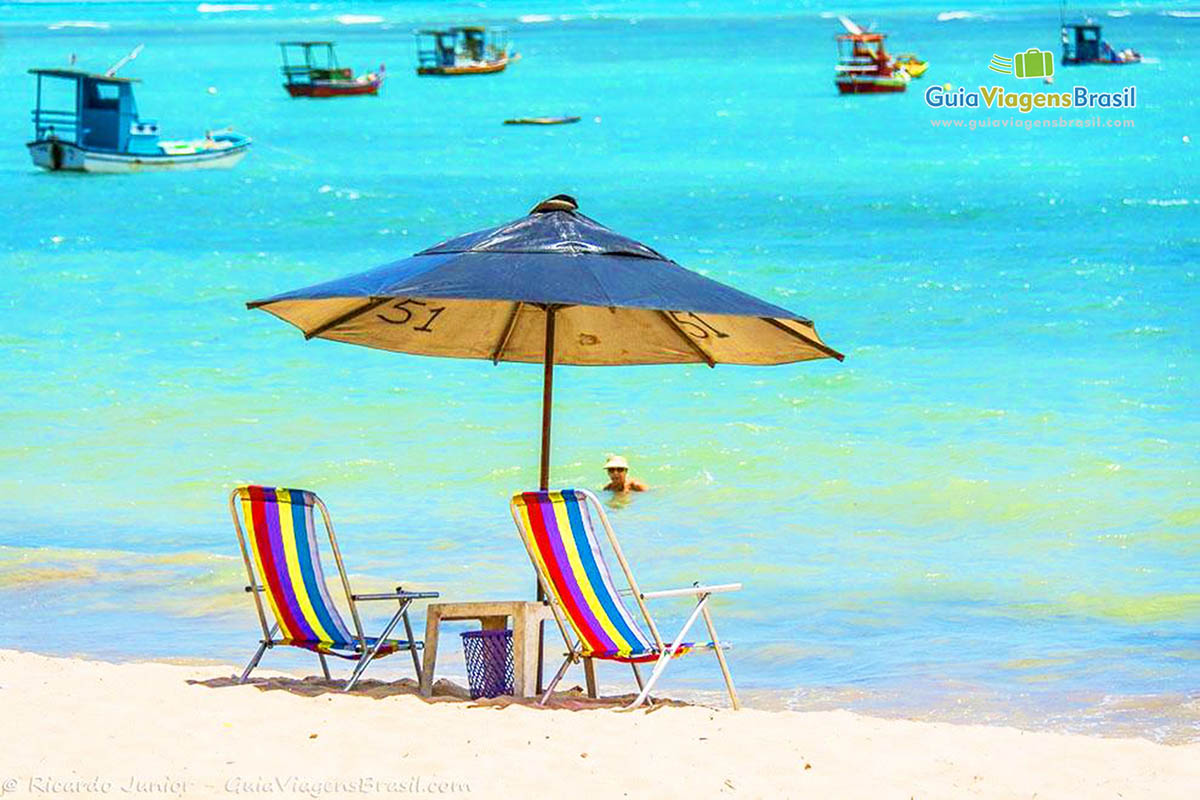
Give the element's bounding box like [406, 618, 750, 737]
[835, 20, 909, 95]
[415, 27, 516, 76]
[280, 41, 384, 98]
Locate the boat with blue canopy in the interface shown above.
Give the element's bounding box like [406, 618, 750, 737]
[1061, 20, 1142, 65]
[27, 48, 251, 173]
[1059, 3, 1142, 66]
[414, 27, 516, 76]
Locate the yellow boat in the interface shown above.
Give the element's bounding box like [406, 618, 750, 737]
[895, 54, 928, 78]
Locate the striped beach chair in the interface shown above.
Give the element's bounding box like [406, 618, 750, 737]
[228, 486, 438, 690]
[510, 488, 742, 709]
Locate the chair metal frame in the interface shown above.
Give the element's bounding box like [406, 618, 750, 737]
[510, 488, 742, 710]
[228, 488, 438, 691]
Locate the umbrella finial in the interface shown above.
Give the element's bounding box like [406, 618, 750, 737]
[530, 194, 578, 214]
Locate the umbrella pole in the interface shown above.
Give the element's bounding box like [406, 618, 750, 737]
[535, 306, 556, 693]
[539, 308, 555, 491]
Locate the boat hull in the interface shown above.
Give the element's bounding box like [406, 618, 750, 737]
[418, 57, 509, 76]
[27, 138, 251, 173]
[1062, 57, 1142, 66]
[284, 77, 382, 97]
[836, 76, 908, 94]
[504, 116, 581, 125]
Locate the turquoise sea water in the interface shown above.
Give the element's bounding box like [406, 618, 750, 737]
[1, 2, 1197, 741]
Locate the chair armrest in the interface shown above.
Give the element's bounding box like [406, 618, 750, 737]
[352, 590, 440, 602]
[638, 583, 743, 599]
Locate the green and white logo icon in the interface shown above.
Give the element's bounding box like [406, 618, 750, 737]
[989, 49, 1055, 79]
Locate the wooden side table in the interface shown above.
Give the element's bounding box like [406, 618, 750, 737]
[419, 600, 556, 699]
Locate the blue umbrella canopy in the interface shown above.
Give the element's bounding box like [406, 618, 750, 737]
[249, 195, 842, 367]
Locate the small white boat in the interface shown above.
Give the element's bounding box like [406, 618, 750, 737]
[27, 49, 250, 173]
[28, 131, 249, 173]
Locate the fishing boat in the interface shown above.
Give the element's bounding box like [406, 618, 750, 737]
[26, 47, 250, 173]
[415, 27, 516, 76]
[503, 116, 581, 125]
[280, 41, 384, 97]
[835, 19, 909, 94]
[1061, 21, 1142, 65]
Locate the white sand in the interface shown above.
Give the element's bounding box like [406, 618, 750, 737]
[0, 650, 1196, 799]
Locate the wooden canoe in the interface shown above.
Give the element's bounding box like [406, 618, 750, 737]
[503, 116, 582, 126]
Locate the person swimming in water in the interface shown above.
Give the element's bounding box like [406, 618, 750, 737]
[602, 454, 647, 493]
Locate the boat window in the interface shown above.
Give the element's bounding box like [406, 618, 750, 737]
[85, 81, 122, 109]
[1081, 29, 1099, 42]
[39, 79, 76, 116]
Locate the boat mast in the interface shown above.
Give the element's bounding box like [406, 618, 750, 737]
[105, 44, 144, 77]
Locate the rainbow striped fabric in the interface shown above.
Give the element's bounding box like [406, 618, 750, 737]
[235, 485, 401, 659]
[512, 489, 693, 663]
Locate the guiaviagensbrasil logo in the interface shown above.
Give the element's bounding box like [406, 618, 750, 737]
[925, 45, 1135, 114]
[988, 48, 1055, 80]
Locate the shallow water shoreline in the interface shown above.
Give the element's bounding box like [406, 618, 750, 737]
[1, 649, 1197, 800]
[9, 639, 1198, 745]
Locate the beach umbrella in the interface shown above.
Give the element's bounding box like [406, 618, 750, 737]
[247, 194, 845, 491]
[247, 193, 844, 690]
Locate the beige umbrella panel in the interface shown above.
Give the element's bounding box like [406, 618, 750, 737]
[256, 296, 841, 367]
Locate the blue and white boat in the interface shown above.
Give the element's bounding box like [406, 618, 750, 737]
[27, 49, 251, 173]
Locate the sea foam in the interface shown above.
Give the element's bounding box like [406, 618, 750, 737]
[196, 4, 273, 13]
[336, 14, 384, 25]
[936, 11, 980, 22]
[48, 21, 111, 30]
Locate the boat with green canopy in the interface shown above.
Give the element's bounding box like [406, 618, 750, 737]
[279, 41, 385, 97]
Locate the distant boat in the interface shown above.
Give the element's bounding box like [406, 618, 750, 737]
[415, 27, 516, 76]
[1060, 21, 1142, 65]
[26, 48, 250, 173]
[893, 53, 929, 78]
[835, 19, 909, 94]
[503, 116, 581, 125]
[280, 41, 384, 97]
